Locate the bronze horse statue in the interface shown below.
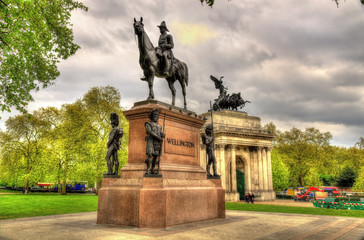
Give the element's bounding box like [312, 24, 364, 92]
[133, 17, 189, 109]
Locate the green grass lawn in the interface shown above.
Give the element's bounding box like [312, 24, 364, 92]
[0, 189, 22, 194]
[1, 192, 364, 220]
[226, 202, 364, 218]
[0, 193, 98, 220]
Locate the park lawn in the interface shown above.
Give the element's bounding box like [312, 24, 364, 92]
[0, 193, 98, 220]
[226, 202, 364, 218]
[0, 189, 22, 194]
[1, 194, 364, 220]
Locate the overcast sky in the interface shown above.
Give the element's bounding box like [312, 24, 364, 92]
[1, 0, 364, 147]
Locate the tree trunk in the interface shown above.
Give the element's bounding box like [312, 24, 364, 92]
[299, 175, 304, 186]
[25, 178, 29, 194]
[57, 161, 62, 194]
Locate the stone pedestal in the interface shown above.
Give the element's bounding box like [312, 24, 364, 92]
[97, 100, 225, 228]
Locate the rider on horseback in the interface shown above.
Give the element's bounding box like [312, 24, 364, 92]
[140, 21, 174, 80]
[156, 21, 174, 75]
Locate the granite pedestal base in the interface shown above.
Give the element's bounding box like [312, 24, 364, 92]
[97, 175, 225, 228]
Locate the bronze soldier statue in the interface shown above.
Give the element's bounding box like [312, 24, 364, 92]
[105, 113, 124, 176]
[201, 124, 220, 177]
[145, 109, 165, 175]
[156, 21, 174, 75]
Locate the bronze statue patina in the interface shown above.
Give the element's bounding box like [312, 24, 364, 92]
[105, 113, 124, 176]
[201, 124, 220, 178]
[210, 75, 250, 111]
[145, 109, 165, 175]
[133, 17, 189, 109]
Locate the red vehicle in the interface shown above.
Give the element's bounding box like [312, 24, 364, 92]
[294, 187, 324, 201]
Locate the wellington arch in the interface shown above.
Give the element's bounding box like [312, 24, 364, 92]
[200, 110, 276, 201]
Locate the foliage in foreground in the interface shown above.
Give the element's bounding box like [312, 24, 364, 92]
[0, 0, 88, 113]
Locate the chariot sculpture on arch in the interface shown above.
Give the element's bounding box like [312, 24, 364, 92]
[210, 75, 251, 111]
[133, 17, 189, 109]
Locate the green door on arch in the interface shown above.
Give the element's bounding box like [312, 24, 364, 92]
[236, 170, 245, 200]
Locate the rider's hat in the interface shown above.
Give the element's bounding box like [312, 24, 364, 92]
[157, 21, 169, 31]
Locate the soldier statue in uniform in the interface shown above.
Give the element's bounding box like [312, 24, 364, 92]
[156, 21, 174, 75]
[201, 124, 220, 177]
[105, 112, 124, 176]
[145, 109, 165, 175]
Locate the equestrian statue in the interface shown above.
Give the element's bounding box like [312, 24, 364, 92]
[133, 17, 189, 109]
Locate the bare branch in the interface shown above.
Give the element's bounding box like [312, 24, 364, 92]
[0, 0, 8, 7]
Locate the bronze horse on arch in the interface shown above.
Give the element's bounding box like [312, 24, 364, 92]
[133, 17, 189, 109]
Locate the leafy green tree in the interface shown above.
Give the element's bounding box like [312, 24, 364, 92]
[0, 0, 88, 113]
[319, 174, 337, 186]
[0, 109, 51, 190]
[354, 137, 364, 149]
[80, 86, 128, 193]
[271, 149, 290, 191]
[276, 127, 332, 186]
[337, 166, 357, 188]
[352, 166, 364, 191]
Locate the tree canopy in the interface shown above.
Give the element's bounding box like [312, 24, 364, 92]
[265, 122, 364, 190]
[0, 0, 88, 113]
[0, 86, 128, 193]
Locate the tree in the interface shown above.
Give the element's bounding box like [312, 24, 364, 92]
[0, 0, 88, 113]
[0, 109, 51, 191]
[354, 137, 364, 149]
[271, 149, 290, 191]
[80, 86, 128, 193]
[352, 166, 364, 191]
[276, 127, 332, 186]
[337, 166, 357, 188]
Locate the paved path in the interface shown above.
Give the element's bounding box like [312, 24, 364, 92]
[0, 211, 363, 240]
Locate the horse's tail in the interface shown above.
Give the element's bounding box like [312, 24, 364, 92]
[183, 62, 189, 86]
[175, 60, 188, 86]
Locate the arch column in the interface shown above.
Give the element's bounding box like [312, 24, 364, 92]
[258, 147, 264, 191]
[217, 144, 226, 190]
[263, 147, 268, 191]
[229, 145, 237, 192]
[267, 147, 273, 191]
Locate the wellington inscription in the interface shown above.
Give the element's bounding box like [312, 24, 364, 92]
[166, 138, 195, 148]
[164, 125, 197, 157]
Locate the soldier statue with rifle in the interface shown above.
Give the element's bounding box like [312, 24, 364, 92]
[201, 103, 220, 178]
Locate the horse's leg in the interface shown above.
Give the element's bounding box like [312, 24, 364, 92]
[147, 68, 155, 100]
[179, 79, 187, 109]
[167, 78, 176, 106]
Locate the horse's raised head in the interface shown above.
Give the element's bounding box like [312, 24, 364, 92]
[133, 17, 144, 35]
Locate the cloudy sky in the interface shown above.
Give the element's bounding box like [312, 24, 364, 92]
[1, 0, 364, 147]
